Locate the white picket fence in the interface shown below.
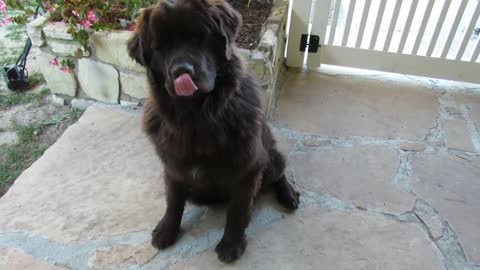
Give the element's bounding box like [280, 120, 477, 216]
[286, 0, 480, 83]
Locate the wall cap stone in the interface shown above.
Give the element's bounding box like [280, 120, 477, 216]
[43, 23, 74, 40]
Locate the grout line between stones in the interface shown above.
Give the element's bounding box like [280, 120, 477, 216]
[413, 197, 475, 270]
[459, 104, 480, 152]
[392, 150, 413, 193]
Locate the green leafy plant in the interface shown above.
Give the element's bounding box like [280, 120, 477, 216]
[1, 0, 162, 59]
[27, 72, 45, 88]
[47, 56, 75, 72]
[0, 0, 38, 25]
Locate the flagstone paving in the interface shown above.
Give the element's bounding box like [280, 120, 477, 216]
[1, 70, 480, 269]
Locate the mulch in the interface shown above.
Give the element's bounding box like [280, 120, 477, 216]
[229, 0, 274, 49]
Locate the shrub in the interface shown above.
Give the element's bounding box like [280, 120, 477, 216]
[1, 0, 160, 57]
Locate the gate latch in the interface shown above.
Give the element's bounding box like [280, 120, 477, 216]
[300, 34, 320, 53]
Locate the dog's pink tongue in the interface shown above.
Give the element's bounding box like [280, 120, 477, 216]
[174, 73, 198, 96]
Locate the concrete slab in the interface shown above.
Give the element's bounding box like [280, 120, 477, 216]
[454, 92, 480, 106]
[0, 246, 68, 270]
[444, 118, 476, 152]
[469, 105, 480, 131]
[275, 70, 439, 140]
[400, 141, 426, 152]
[0, 106, 165, 243]
[454, 92, 480, 130]
[412, 154, 480, 264]
[289, 144, 415, 214]
[173, 206, 445, 270]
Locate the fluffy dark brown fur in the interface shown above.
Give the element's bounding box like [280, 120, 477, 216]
[128, 0, 299, 262]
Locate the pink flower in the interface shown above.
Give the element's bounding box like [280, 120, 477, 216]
[0, 17, 13, 25]
[128, 24, 135, 31]
[72, 9, 80, 17]
[60, 66, 73, 73]
[87, 10, 98, 22]
[49, 57, 59, 66]
[0, 0, 7, 13]
[80, 19, 92, 28]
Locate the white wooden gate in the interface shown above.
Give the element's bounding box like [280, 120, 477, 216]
[286, 0, 480, 84]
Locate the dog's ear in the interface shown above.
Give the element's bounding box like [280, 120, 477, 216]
[208, 0, 242, 60]
[127, 8, 153, 66]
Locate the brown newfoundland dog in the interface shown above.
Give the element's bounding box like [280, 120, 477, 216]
[127, 0, 300, 262]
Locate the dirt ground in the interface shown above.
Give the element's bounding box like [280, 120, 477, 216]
[230, 0, 273, 49]
[0, 23, 83, 197]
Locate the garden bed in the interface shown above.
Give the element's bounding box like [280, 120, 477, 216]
[230, 0, 274, 49]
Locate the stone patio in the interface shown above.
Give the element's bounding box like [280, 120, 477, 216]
[1, 68, 480, 269]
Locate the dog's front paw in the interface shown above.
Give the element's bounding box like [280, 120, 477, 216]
[215, 237, 247, 263]
[151, 218, 180, 249]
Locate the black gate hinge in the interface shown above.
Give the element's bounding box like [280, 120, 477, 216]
[300, 34, 321, 53]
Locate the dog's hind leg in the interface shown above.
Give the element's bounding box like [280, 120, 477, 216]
[274, 174, 300, 210]
[264, 148, 300, 210]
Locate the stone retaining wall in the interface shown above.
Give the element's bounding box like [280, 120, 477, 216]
[27, 18, 148, 107]
[27, 0, 288, 115]
[239, 0, 288, 116]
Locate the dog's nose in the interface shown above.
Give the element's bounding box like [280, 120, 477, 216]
[171, 63, 194, 78]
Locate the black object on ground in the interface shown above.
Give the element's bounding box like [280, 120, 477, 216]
[2, 5, 40, 91]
